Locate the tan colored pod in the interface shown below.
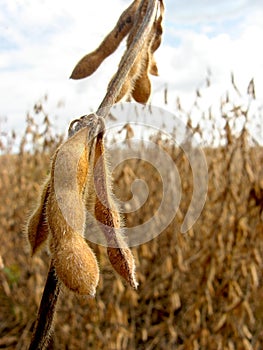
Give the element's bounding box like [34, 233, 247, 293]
[49, 127, 92, 238]
[149, 0, 164, 76]
[70, 0, 141, 79]
[130, 0, 164, 101]
[50, 232, 99, 296]
[26, 177, 50, 255]
[113, 63, 140, 103]
[132, 52, 152, 104]
[113, 0, 163, 103]
[47, 127, 100, 296]
[113, 38, 151, 103]
[149, 57, 159, 76]
[150, 1, 164, 54]
[110, 0, 150, 103]
[92, 132, 138, 289]
[107, 246, 138, 289]
[132, 73, 151, 103]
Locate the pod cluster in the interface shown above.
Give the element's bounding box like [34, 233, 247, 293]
[26, 118, 138, 296]
[70, 0, 164, 104]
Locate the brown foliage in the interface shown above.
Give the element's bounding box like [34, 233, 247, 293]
[1, 91, 263, 348]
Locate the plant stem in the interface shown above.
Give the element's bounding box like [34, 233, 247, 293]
[28, 261, 61, 350]
[28, 1, 159, 348]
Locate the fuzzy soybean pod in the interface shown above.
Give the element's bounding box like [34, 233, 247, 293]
[113, 0, 164, 103]
[131, 51, 152, 103]
[70, 0, 141, 79]
[131, 0, 164, 102]
[148, 0, 164, 75]
[26, 177, 51, 255]
[112, 0, 150, 103]
[113, 50, 145, 103]
[47, 127, 99, 296]
[91, 131, 138, 289]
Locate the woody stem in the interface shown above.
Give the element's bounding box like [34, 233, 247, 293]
[28, 261, 61, 350]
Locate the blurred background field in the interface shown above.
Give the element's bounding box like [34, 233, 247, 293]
[0, 79, 263, 349]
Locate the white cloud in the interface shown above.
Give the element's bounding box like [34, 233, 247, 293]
[165, 0, 261, 23]
[152, 5, 263, 108]
[0, 0, 128, 132]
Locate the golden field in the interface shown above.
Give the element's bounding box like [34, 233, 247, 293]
[1, 89, 263, 349]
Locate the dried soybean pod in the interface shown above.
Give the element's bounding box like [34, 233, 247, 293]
[107, 244, 138, 290]
[70, 0, 140, 80]
[131, 0, 164, 102]
[132, 73, 151, 103]
[130, 15, 160, 103]
[92, 131, 138, 289]
[132, 51, 152, 103]
[115, 38, 150, 102]
[26, 177, 51, 256]
[47, 127, 99, 296]
[149, 0, 164, 75]
[49, 232, 98, 296]
[112, 0, 163, 103]
[150, 0, 164, 54]
[149, 57, 158, 76]
[113, 51, 144, 102]
[112, 0, 150, 102]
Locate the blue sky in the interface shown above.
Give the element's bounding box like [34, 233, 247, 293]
[0, 0, 263, 135]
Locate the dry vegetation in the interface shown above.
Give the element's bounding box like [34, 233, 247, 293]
[0, 79, 263, 350]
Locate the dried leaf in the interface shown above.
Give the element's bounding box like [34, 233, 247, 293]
[231, 72, 241, 96]
[247, 78, 256, 99]
[249, 263, 259, 288]
[214, 313, 227, 332]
